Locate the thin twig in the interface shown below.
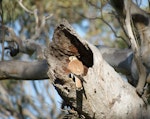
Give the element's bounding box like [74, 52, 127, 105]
[76, 10, 129, 46]
[111, 11, 130, 45]
[0, 1, 4, 60]
[86, 0, 101, 9]
[18, 0, 34, 14]
[100, 15, 130, 47]
[18, 0, 53, 42]
[31, 13, 53, 41]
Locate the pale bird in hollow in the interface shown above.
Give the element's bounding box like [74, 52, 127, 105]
[67, 56, 84, 89]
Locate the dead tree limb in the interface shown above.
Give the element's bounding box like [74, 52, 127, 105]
[124, 0, 147, 96]
[7, 27, 45, 59]
[97, 46, 138, 86]
[0, 60, 48, 80]
[45, 20, 148, 118]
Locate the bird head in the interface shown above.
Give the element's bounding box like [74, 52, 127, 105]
[69, 56, 77, 61]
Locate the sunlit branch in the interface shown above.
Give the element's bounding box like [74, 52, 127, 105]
[18, 0, 34, 14]
[124, 0, 147, 96]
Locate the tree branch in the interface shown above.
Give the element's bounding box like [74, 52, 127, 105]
[96, 45, 139, 86]
[18, 0, 34, 14]
[0, 60, 48, 80]
[6, 27, 45, 59]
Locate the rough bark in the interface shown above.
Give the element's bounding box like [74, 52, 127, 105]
[45, 20, 148, 119]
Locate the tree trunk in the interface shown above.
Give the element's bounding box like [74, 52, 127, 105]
[45, 20, 150, 119]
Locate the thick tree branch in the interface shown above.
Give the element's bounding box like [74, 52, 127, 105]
[124, 0, 147, 95]
[0, 60, 48, 80]
[0, 42, 139, 83]
[97, 45, 139, 86]
[6, 27, 45, 59]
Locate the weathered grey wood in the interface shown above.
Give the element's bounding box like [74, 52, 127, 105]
[45, 20, 148, 118]
[97, 46, 138, 86]
[84, 43, 145, 119]
[0, 60, 48, 80]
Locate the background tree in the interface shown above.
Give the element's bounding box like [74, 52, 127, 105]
[1, 0, 150, 119]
